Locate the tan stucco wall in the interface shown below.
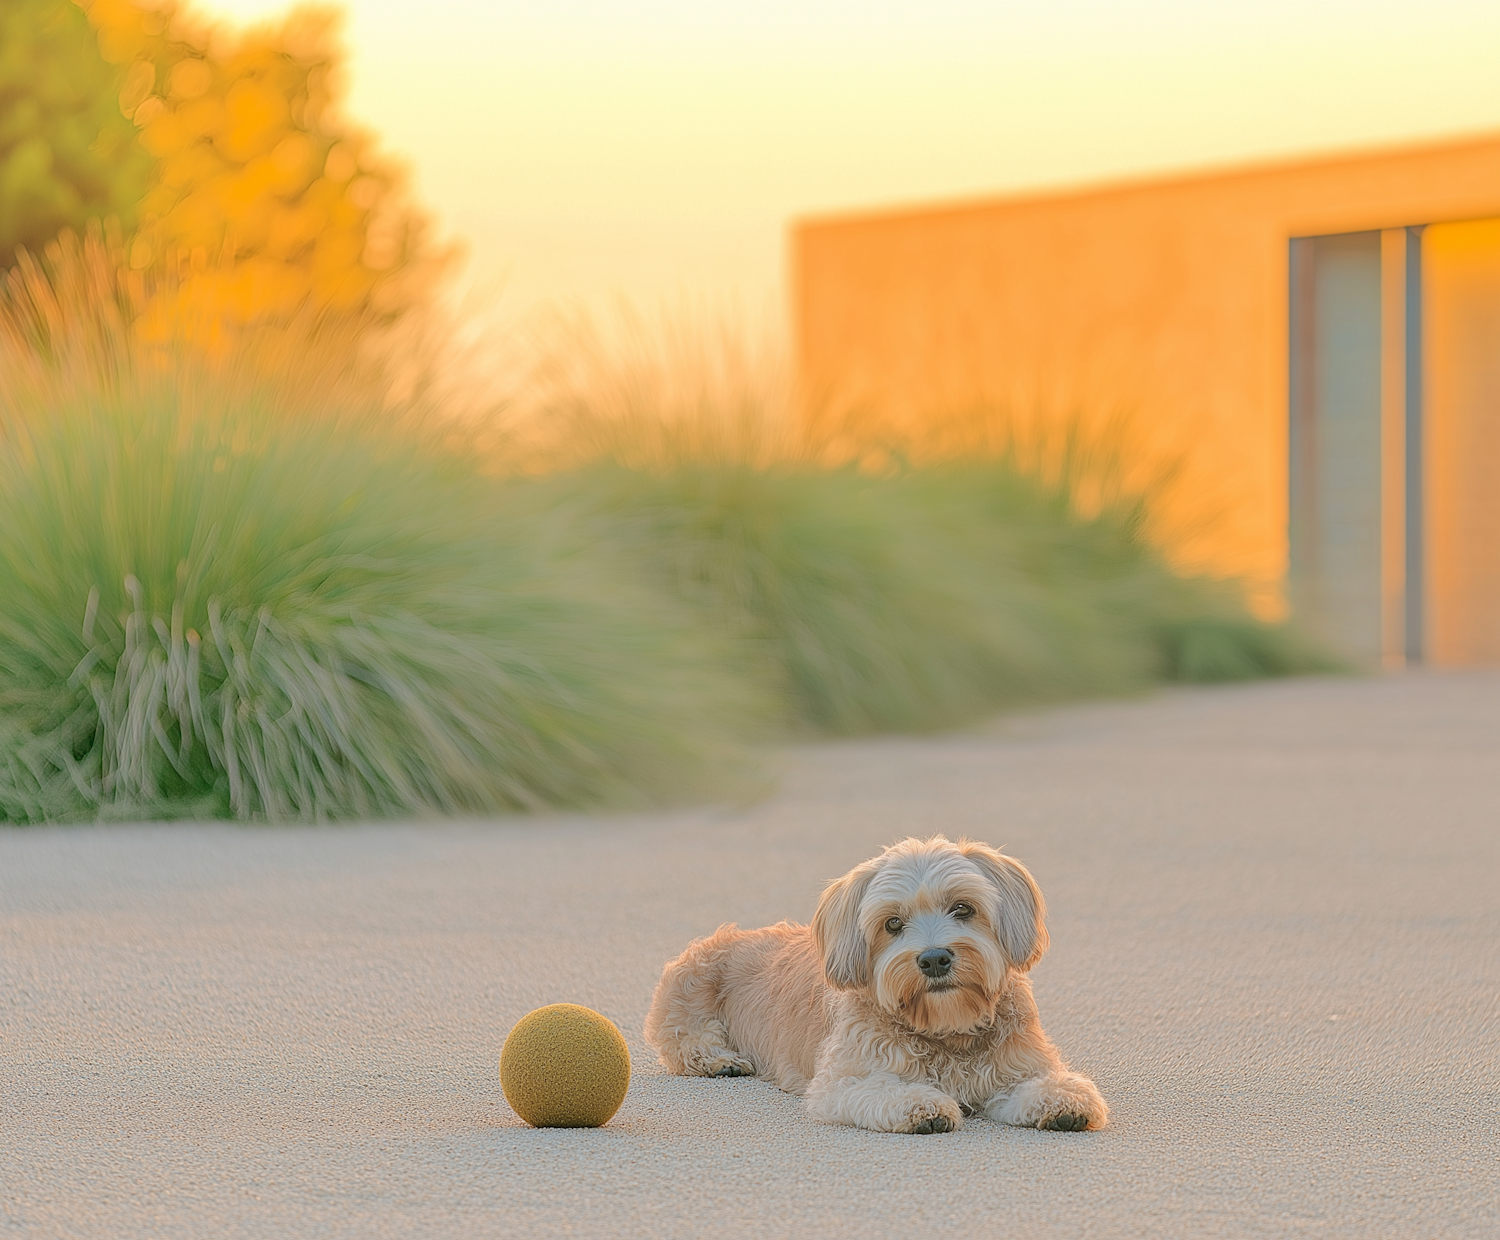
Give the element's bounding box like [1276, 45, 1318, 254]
[1426, 217, 1500, 664]
[793, 133, 1500, 612]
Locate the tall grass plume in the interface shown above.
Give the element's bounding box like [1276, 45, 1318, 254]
[500, 314, 1340, 736]
[0, 264, 760, 820]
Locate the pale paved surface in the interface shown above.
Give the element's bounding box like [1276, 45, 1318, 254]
[3, 673, 1498, 1239]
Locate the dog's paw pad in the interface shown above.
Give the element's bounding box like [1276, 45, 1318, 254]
[909, 1114, 955, 1135]
[1039, 1113, 1091, 1131]
[710, 1064, 754, 1077]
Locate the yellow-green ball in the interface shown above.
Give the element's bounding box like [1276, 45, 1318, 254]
[500, 1004, 631, 1128]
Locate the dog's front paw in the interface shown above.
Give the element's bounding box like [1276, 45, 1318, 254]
[699, 1052, 755, 1078]
[988, 1072, 1108, 1131]
[1031, 1077, 1106, 1131]
[710, 1060, 755, 1078]
[901, 1096, 964, 1135]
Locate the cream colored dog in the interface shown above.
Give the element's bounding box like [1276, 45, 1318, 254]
[644, 835, 1107, 1134]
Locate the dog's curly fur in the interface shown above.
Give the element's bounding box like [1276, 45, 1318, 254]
[644, 835, 1108, 1134]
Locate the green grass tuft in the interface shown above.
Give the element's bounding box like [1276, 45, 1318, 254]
[534, 458, 1340, 738]
[0, 388, 758, 822]
[1153, 614, 1344, 683]
[554, 463, 1018, 734]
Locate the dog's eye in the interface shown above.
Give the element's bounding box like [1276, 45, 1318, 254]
[951, 902, 975, 920]
[884, 917, 904, 935]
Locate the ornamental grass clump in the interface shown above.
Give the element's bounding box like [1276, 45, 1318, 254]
[546, 462, 1039, 735]
[543, 456, 1337, 739]
[500, 326, 1339, 739]
[0, 387, 757, 822]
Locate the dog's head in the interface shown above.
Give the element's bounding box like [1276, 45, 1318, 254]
[811, 835, 1048, 1035]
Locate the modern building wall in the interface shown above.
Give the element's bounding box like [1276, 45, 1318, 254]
[1426, 217, 1500, 664]
[793, 134, 1500, 655]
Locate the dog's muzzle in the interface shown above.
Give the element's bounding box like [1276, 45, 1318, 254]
[917, 948, 954, 980]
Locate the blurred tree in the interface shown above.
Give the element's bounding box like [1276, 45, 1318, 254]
[0, 0, 449, 379]
[0, 0, 153, 263]
[61, 0, 449, 340]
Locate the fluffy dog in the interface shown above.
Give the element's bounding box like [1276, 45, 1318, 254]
[644, 835, 1107, 1134]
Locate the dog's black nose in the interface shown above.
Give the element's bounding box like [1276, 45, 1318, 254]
[917, 948, 954, 978]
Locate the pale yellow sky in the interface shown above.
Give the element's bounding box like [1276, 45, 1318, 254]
[199, 0, 1500, 329]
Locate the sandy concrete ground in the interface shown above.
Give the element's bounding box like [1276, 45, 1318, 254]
[2, 672, 1498, 1239]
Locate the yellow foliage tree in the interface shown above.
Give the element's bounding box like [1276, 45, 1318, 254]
[75, 0, 449, 344]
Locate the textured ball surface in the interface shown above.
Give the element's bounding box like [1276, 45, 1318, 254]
[499, 1004, 631, 1128]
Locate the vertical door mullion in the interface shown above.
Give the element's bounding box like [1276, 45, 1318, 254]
[1403, 225, 1425, 664]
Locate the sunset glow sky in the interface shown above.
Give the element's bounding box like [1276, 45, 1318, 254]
[198, 0, 1500, 326]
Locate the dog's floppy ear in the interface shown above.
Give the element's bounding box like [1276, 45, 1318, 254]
[812, 856, 880, 989]
[960, 840, 1049, 970]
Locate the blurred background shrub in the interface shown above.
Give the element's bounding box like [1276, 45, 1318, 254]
[523, 456, 1339, 741]
[0, 398, 761, 822]
[497, 322, 1342, 739]
[0, 245, 761, 823]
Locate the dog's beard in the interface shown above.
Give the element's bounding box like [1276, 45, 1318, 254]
[873, 945, 1002, 1036]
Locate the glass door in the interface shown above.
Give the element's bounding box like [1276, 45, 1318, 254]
[1288, 231, 1386, 662]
